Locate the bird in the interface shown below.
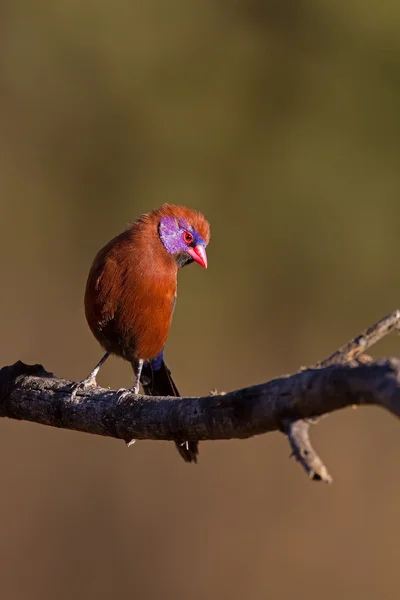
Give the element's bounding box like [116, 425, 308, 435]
[73, 204, 210, 463]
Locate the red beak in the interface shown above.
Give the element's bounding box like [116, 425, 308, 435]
[187, 245, 207, 269]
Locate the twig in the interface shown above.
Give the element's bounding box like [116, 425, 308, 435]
[286, 420, 332, 483]
[317, 310, 400, 367]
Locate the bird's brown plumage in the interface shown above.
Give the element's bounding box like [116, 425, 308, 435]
[85, 204, 209, 363]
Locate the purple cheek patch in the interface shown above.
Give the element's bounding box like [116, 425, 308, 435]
[159, 216, 191, 254]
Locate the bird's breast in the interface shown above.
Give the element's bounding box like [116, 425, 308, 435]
[125, 281, 176, 361]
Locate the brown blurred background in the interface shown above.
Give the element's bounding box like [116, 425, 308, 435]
[0, 1, 400, 598]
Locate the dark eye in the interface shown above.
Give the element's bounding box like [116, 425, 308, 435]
[183, 230, 194, 244]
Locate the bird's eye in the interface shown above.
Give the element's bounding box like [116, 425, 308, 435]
[183, 230, 194, 244]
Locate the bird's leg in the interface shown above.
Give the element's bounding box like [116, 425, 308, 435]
[68, 353, 110, 400]
[117, 359, 144, 447]
[116, 359, 144, 400]
[132, 359, 144, 394]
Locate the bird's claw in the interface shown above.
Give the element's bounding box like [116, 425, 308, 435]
[116, 388, 131, 402]
[116, 383, 140, 402]
[64, 376, 98, 400]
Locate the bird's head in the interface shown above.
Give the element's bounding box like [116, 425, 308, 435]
[157, 205, 210, 269]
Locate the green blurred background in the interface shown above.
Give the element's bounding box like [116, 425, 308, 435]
[1, 1, 400, 598]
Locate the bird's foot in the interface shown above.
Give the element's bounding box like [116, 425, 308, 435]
[64, 375, 98, 400]
[116, 385, 139, 448]
[116, 379, 140, 402]
[116, 387, 138, 403]
[116, 387, 130, 402]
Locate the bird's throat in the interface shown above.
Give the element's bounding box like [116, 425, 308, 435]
[175, 251, 193, 269]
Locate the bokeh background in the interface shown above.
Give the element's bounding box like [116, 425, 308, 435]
[1, 1, 400, 598]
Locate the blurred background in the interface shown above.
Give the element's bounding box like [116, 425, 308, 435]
[0, 1, 400, 598]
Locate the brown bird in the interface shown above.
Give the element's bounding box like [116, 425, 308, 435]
[74, 204, 210, 463]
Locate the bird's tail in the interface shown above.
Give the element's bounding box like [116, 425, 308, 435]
[140, 360, 199, 464]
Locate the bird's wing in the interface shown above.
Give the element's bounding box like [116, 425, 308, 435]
[94, 256, 122, 327]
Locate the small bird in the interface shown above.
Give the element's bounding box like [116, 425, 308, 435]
[74, 204, 210, 463]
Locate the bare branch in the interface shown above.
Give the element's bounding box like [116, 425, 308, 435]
[0, 311, 399, 481]
[282, 310, 400, 481]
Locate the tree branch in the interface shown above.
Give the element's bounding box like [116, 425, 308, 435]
[1, 311, 400, 482]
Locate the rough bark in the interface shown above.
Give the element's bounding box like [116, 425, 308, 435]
[1, 311, 400, 482]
